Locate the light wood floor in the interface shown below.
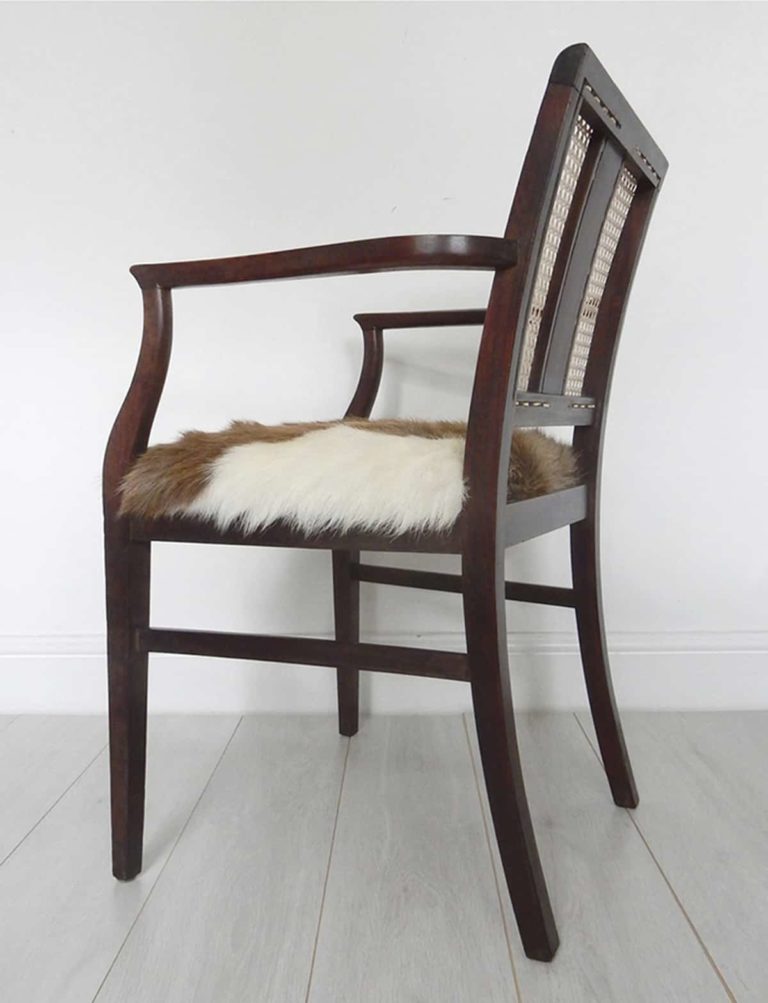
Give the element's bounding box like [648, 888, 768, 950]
[0, 711, 764, 1002]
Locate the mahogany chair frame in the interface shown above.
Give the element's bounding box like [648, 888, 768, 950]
[103, 45, 667, 961]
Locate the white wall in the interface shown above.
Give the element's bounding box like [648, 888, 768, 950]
[2, 2, 767, 713]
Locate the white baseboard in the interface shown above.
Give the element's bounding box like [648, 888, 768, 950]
[0, 631, 766, 713]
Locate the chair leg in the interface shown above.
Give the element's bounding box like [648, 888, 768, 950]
[570, 519, 638, 808]
[332, 549, 360, 737]
[464, 566, 559, 962]
[105, 531, 151, 880]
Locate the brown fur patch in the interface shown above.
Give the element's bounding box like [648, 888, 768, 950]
[119, 419, 579, 520]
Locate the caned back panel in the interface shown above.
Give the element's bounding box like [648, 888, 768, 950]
[464, 46, 666, 510]
[562, 166, 637, 395]
[511, 49, 665, 402]
[516, 115, 593, 391]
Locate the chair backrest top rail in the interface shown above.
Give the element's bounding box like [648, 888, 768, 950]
[551, 44, 667, 186]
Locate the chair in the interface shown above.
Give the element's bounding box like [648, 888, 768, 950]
[103, 43, 667, 961]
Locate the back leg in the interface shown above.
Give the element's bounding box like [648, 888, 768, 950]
[464, 562, 559, 961]
[332, 549, 360, 737]
[570, 518, 638, 807]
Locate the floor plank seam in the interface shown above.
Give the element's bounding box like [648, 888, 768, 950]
[462, 712, 524, 1003]
[0, 738, 108, 869]
[571, 713, 738, 1002]
[90, 715, 244, 1003]
[303, 734, 352, 1003]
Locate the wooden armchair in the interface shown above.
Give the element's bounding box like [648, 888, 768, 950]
[103, 44, 667, 961]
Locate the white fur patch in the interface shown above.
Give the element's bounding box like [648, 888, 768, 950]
[181, 425, 467, 535]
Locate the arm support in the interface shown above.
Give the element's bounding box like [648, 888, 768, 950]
[130, 235, 516, 290]
[345, 309, 598, 423]
[346, 309, 487, 418]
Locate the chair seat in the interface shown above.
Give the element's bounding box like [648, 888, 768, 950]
[119, 418, 578, 537]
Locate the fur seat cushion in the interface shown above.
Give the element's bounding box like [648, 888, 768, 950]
[119, 419, 579, 536]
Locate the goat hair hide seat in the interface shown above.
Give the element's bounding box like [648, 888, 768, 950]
[119, 418, 579, 536]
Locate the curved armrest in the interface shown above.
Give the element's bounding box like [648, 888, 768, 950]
[353, 309, 486, 330]
[346, 309, 487, 418]
[130, 235, 516, 290]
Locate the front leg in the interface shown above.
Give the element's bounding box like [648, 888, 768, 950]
[332, 550, 360, 736]
[105, 527, 150, 879]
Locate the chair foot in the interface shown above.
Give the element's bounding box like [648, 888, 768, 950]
[113, 854, 143, 882]
[571, 521, 638, 808]
[333, 550, 361, 737]
[471, 691, 560, 961]
[336, 669, 359, 737]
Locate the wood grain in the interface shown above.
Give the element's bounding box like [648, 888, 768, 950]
[579, 711, 767, 1001]
[0, 715, 106, 863]
[466, 712, 727, 1000]
[140, 627, 470, 681]
[130, 234, 517, 290]
[309, 716, 519, 1002]
[0, 716, 238, 1003]
[0, 716, 17, 734]
[1, 714, 761, 1001]
[96, 717, 348, 1003]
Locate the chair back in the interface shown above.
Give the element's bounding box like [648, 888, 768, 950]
[464, 44, 668, 526]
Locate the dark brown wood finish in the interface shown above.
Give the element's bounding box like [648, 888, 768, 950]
[332, 550, 361, 736]
[130, 513, 463, 553]
[103, 287, 172, 879]
[503, 486, 587, 546]
[130, 235, 516, 290]
[550, 45, 667, 186]
[104, 44, 667, 961]
[345, 321, 384, 420]
[457, 45, 664, 959]
[129, 486, 586, 555]
[139, 628, 469, 682]
[568, 182, 658, 808]
[352, 564, 576, 608]
[331, 327, 387, 738]
[461, 80, 581, 962]
[352, 309, 487, 330]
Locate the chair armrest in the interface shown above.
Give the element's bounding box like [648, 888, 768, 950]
[345, 310, 487, 418]
[352, 309, 486, 330]
[130, 235, 516, 290]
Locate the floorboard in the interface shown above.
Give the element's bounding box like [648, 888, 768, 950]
[578, 710, 768, 1002]
[0, 715, 18, 734]
[466, 712, 728, 1001]
[308, 716, 519, 1003]
[0, 715, 107, 863]
[95, 717, 349, 1003]
[0, 712, 761, 1002]
[0, 715, 238, 1003]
